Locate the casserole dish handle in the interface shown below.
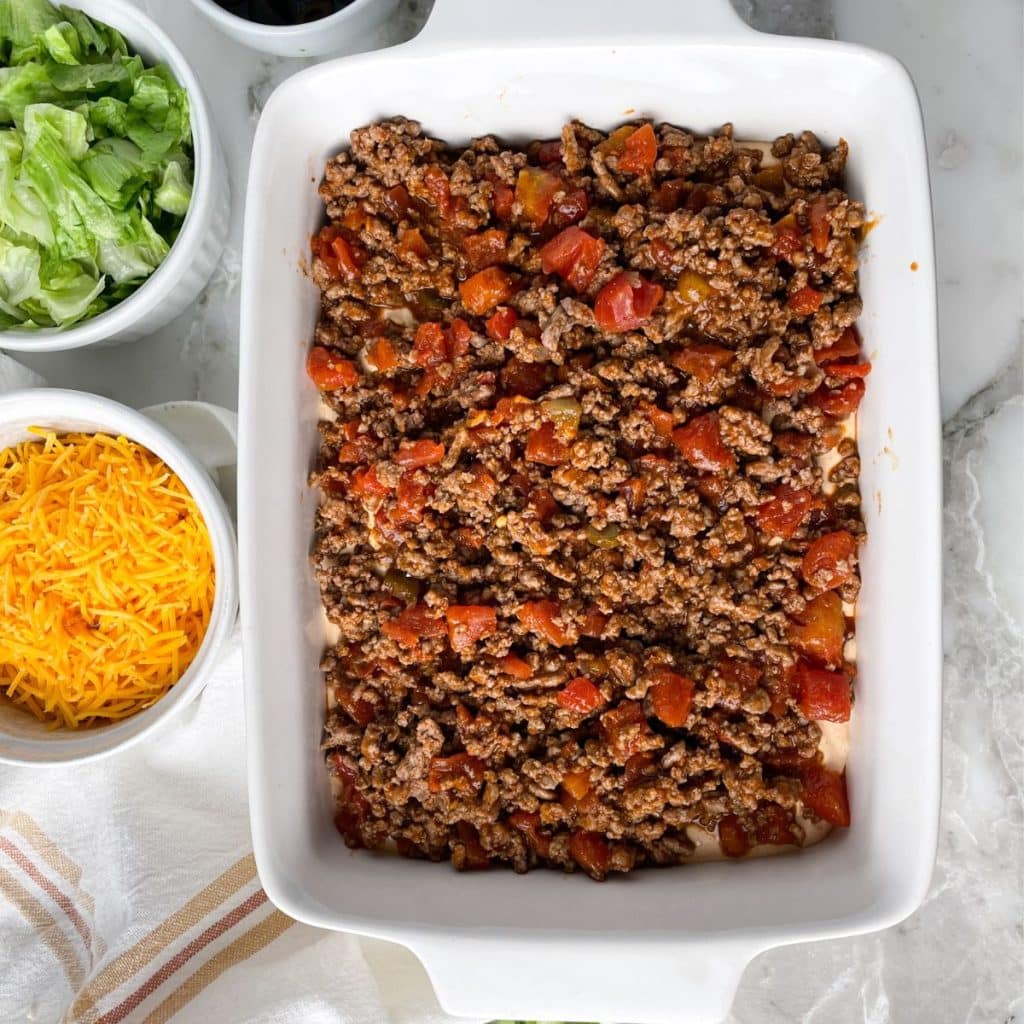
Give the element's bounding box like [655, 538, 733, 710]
[416, 0, 754, 46]
[409, 935, 765, 1024]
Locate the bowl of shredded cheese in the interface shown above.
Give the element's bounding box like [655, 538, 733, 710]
[0, 388, 238, 764]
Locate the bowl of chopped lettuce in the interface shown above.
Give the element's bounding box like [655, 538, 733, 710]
[0, 0, 228, 350]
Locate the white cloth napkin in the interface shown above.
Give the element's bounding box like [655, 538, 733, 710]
[0, 360, 476, 1024]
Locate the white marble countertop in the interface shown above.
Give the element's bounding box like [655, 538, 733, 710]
[14, 0, 1023, 1020]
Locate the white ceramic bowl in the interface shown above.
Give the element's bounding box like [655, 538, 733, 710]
[187, 0, 401, 57]
[239, 0, 942, 1020]
[0, 389, 238, 765]
[0, 0, 230, 353]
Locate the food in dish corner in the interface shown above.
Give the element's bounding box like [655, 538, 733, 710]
[307, 117, 868, 879]
[0, 0, 194, 330]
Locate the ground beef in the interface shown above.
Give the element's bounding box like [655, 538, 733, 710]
[309, 118, 866, 880]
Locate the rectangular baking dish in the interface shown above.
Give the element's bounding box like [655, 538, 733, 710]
[238, 2, 941, 1020]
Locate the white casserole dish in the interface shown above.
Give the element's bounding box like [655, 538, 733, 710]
[0, 0, 229, 353]
[238, 1, 942, 1020]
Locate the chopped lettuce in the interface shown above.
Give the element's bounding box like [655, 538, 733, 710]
[0, 0, 193, 329]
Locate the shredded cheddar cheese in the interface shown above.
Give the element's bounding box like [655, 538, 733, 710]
[0, 429, 215, 729]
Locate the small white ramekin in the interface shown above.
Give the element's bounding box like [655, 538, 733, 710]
[187, 0, 400, 57]
[0, 0, 230, 353]
[0, 389, 238, 765]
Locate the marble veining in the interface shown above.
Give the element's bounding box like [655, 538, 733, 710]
[10, 0, 1021, 1019]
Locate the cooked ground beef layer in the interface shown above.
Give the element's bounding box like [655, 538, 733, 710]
[310, 117, 867, 880]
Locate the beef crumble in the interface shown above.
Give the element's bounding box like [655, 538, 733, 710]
[309, 117, 867, 880]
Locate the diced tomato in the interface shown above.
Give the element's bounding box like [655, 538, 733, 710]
[499, 357, 548, 397]
[366, 337, 400, 373]
[412, 322, 448, 367]
[623, 752, 656, 786]
[788, 286, 824, 315]
[422, 164, 452, 217]
[716, 657, 763, 691]
[754, 803, 797, 846]
[515, 167, 561, 230]
[593, 271, 664, 333]
[394, 439, 445, 468]
[672, 413, 737, 473]
[485, 306, 518, 341]
[717, 814, 750, 858]
[517, 600, 571, 646]
[446, 605, 498, 652]
[618, 123, 657, 174]
[769, 214, 804, 261]
[525, 421, 570, 466]
[391, 472, 429, 526]
[622, 477, 646, 514]
[814, 327, 861, 364]
[550, 187, 589, 228]
[498, 654, 533, 680]
[650, 238, 676, 271]
[490, 181, 515, 220]
[801, 764, 851, 826]
[671, 344, 734, 383]
[307, 346, 358, 391]
[561, 770, 592, 801]
[382, 184, 411, 218]
[764, 661, 798, 718]
[807, 196, 830, 254]
[351, 464, 389, 501]
[802, 530, 857, 590]
[639, 401, 675, 441]
[454, 822, 491, 869]
[756, 484, 813, 539]
[336, 686, 375, 726]
[557, 676, 604, 714]
[328, 235, 364, 280]
[463, 229, 508, 272]
[788, 592, 846, 668]
[466, 463, 498, 500]
[338, 430, 378, 464]
[647, 667, 694, 728]
[507, 810, 551, 857]
[580, 606, 609, 638]
[382, 603, 446, 648]
[539, 227, 606, 292]
[526, 488, 558, 524]
[773, 430, 816, 459]
[447, 318, 472, 358]
[569, 830, 611, 880]
[827, 360, 872, 379]
[460, 266, 514, 315]
[651, 178, 686, 212]
[398, 227, 430, 259]
[537, 140, 563, 166]
[600, 700, 654, 760]
[796, 661, 851, 722]
[807, 378, 866, 417]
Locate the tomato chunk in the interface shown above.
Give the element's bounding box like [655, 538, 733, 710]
[561, 769, 592, 801]
[422, 164, 452, 217]
[382, 603, 446, 648]
[814, 327, 861, 364]
[717, 814, 750, 858]
[412, 322, 448, 367]
[807, 378, 866, 417]
[796, 661, 851, 722]
[600, 701, 655, 760]
[428, 752, 485, 794]
[827, 360, 872, 380]
[366, 337, 399, 373]
[618, 123, 657, 174]
[460, 266, 514, 316]
[391, 472, 428, 527]
[445, 605, 498, 652]
[569, 830, 611, 880]
[671, 344, 734, 383]
[515, 167, 561, 229]
[788, 591, 846, 668]
[463, 229, 508, 272]
[788, 285, 824, 315]
[754, 803, 798, 846]
[802, 530, 857, 590]
[490, 181, 515, 220]
[647, 668, 694, 728]
[307, 346, 358, 391]
[769, 214, 804, 261]
[351, 465, 389, 501]
[398, 227, 430, 259]
[756, 485, 813, 539]
[672, 413, 737, 473]
[539, 227, 606, 292]
[497, 654, 532, 680]
[580, 606, 609, 638]
[525, 421, 570, 466]
[517, 600, 571, 646]
[594, 271, 664, 332]
[801, 764, 851, 826]
[507, 810, 551, 857]
[485, 306, 518, 341]
[551, 187, 589, 227]
[557, 676, 604, 714]
[807, 196, 830, 253]
[394, 439, 445, 468]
